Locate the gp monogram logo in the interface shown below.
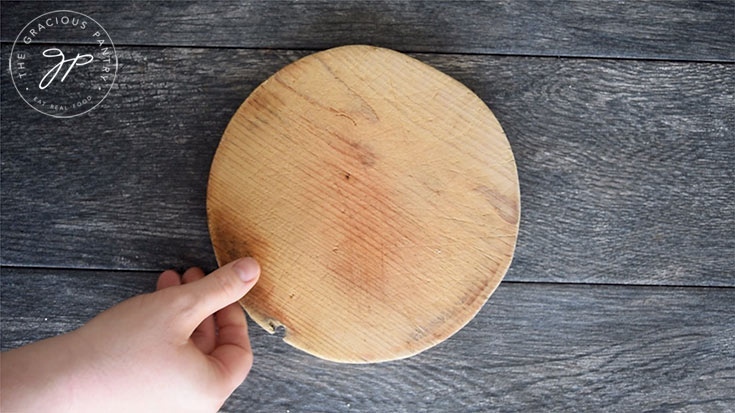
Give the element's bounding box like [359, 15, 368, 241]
[9, 10, 118, 118]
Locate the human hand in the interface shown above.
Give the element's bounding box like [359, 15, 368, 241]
[1, 257, 260, 413]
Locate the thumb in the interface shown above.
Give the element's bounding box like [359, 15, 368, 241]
[179, 257, 260, 327]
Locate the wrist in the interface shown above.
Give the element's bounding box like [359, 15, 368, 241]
[1, 330, 89, 412]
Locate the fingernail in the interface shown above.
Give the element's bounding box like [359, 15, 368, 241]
[233, 257, 260, 282]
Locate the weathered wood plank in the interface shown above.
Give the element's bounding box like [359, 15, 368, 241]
[2, 46, 733, 286]
[2, 267, 733, 412]
[1, 1, 733, 61]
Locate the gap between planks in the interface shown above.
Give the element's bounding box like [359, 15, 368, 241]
[1, 265, 732, 290]
[0, 41, 733, 65]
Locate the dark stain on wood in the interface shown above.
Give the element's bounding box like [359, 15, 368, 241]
[473, 184, 520, 226]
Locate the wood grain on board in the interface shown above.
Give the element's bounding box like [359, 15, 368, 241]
[2, 267, 733, 412]
[1, 1, 733, 61]
[1, 46, 732, 286]
[207, 45, 520, 362]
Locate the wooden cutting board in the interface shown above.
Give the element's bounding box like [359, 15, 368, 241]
[207, 45, 520, 363]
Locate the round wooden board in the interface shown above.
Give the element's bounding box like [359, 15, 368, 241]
[207, 45, 520, 363]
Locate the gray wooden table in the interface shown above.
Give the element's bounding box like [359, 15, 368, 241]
[1, 2, 734, 411]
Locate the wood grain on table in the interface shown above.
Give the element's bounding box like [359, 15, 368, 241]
[2, 267, 733, 411]
[2, 47, 732, 286]
[1, 1, 733, 412]
[1, 1, 733, 61]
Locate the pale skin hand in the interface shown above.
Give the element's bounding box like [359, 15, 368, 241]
[1, 257, 260, 413]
